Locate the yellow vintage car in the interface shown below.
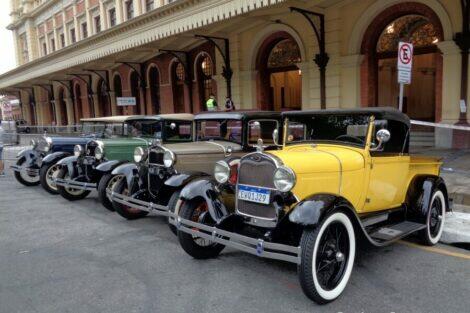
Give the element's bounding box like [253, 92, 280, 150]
[171, 108, 450, 304]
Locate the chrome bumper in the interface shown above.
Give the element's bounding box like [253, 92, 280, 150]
[54, 178, 97, 191]
[170, 216, 301, 264]
[106, 189, 169, 215]
[10, 165, 39, 176]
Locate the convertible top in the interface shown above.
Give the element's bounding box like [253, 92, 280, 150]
[283, 107, 410, 126]
[195, 110, 280, 121]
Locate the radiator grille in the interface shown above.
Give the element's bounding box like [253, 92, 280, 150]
[86, 141, 98, 157]
[148, 147, 164, 166]
[237, 153, 277, 220]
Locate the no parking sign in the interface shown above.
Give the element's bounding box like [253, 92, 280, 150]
[397, 42, 413, 84]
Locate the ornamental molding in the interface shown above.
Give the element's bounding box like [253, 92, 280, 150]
[0, 0, 287, 89]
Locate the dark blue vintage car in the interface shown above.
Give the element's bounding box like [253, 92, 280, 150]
[11, 116, 141, 194]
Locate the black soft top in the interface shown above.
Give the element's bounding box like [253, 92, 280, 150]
[195, 111, 281, 121]
[283, 107, 410, 127]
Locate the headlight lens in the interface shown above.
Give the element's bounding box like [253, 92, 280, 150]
[273, 166, 296, 192]
[95, 146, 104, 160]
[74, 145, 83, 157]
[44, 137, 52, 152]
[214, 161, 230, 184]
[134, 147, 145, 163]
[163, 150, 176, 168]
[30, 139, 37, 149]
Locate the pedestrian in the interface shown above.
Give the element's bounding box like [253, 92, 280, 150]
[224, 97, 235, 111]
[205, 94, 218, 111]
[0, 120, 5, 177]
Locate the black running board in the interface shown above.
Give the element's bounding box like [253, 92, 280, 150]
[365, 221, 426, 246]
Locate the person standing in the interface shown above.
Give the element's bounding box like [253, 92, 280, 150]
[224, 97, 235, 111]
[205, 94, 218, 111]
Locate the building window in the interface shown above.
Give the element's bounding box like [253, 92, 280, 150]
[50, 38, 55, 52]
[70, 28, 76, 43]
[60, 33, 65, 48]
[126, 1, 134, 20]
[109, 8, 116, 27]
[146, 0, 154, 12]
[42, 42, 47, 55]
[197, 55, 214, 110]
[94, 16, 101, 33]
[81, 22, 88, 39]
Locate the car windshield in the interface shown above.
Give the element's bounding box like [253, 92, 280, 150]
[81, 122, 125, 138]
[196, 119, 242, 144]
[125, 120, 163, 138]
[286, 114, 371, 147]
[162, 120, 192, 142]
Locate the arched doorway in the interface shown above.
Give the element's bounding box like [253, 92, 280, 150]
[113, 74, 123, 115]
[256, 32, 302, 111]
[361, 3, 444, 122]
[148, 66, 161, 114]
[97, 79, 111, 117]
[74, 83, 83, 121]
[172, 61, 186, 113]
[130, 71, 143, 114]
[57, 88, 68, 125]
[196, 54, 214, 111]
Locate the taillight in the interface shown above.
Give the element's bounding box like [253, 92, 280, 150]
[229, 163, 238, 185]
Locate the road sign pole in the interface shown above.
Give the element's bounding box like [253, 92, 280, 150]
[398, 83, 404, 112]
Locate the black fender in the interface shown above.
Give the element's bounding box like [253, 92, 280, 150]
[41, 151, 71, 166]
[16, 149, 43, 168]
[178, 178, 229, 223]
[111, 163, 139, 189]
[164, 171, 210, 188]
[288, 194, 357, 227]
[95, 160, 127, 174]
[57, 155, 78, 177]
[406, 175, 450, 224]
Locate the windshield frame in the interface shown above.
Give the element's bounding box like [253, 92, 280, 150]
[160, 119, 194, 143]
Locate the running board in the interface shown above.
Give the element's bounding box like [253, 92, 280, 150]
[367, 221, 426, 245]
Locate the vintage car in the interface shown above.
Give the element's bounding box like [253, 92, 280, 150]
[54, 114, 194, 211]
[108, 111, 281, 232]
[11, 116, 127, 194]
[172, 108, 450, 304]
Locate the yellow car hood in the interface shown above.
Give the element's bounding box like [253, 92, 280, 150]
[268, 144, 365, 174]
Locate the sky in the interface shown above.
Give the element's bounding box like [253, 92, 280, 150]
[0, 0, 17, 75]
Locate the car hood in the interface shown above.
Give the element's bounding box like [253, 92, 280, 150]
[48, 136, 93, 146]
[161, 140, 243, 155]
[97, 137, 151, 147]
[268, 144, 365, 174]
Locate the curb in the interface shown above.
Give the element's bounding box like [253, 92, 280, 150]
[441, 211, 470, 245]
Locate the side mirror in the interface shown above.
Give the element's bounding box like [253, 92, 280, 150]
[272, 129, 279, 146]
[371, 129, 391, 151]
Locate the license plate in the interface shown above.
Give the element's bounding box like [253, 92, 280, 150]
[238, 185, 270, 204]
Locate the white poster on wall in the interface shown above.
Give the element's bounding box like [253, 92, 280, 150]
[117, 97, 136, 106]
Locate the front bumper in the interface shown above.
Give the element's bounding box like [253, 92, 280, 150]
[169, 215, 301, 264]
[10, 165, 39, 176]
[106, 189, 169, 215]
[54, 178, 97, 191]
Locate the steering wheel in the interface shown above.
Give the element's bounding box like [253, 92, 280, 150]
[335, 134, 364, 145]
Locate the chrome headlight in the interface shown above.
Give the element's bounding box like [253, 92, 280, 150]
[30, 139, 37, 149]
[273, 166, 296, 192]
[95, 146, 104, 160]
[44, 137, 52, 152]
[163, 150, 176, 168]
[214, 161, 230, 184]
[74, 145, 83, 157]
[134, 147, 145, 163]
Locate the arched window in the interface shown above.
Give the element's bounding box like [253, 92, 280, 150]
[113, 75, 123, 115]
[97, 79, 111, 117]
[196, 54, 214, 111]
[172, 61, 186, 113]
[130, 71, 143, 114]
[148, 66, 160, 114]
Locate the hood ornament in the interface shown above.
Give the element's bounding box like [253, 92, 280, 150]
[256, 138, 264, 152]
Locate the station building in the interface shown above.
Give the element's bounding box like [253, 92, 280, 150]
[0, 0, 469, 147]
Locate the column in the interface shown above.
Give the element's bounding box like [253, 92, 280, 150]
[340, 54, 364, 109]
[134, 0, 143, 16]
[64, 98, 75, 125]
[85, 0, 93, 36]
[116, 0, 124, 24]
[99, 0, 107, 30]
[25, 19, 39, 60]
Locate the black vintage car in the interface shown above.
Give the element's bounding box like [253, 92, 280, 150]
[11, 117, 123, 194]
[108, 111, 282, 233]
[54, 114, 194, 211]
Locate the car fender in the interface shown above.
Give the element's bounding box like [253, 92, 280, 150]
[406, 175, 450, 224]
[16, 149, 43, 167]
[41, 151, 71, 166]
[164, 171, 210, 188]
[95, 160, 126, 174]
[57, 155, 78, 176]
[111, 163, 138, 189]
[178, 178, 228, 223]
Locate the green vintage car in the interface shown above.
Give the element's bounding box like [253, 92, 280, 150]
[54, 114, 194, 210]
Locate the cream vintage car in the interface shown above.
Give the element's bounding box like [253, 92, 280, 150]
[172, 108, 450, 304]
